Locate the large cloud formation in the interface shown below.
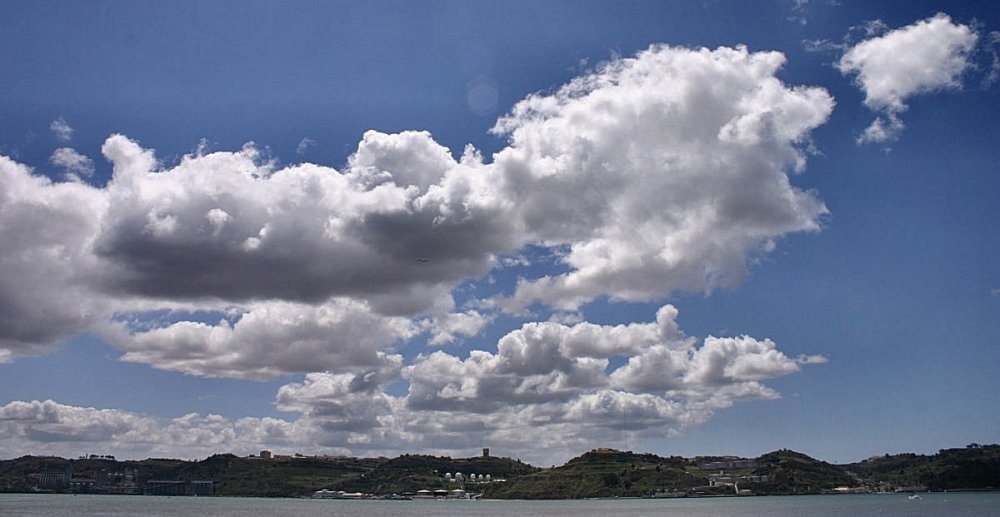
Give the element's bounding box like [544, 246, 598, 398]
[838, 13, 978, 144]
[0, 156, 108, 361]
[0, 43, 832, 460]
[1, 305, 824, 464]
[493, 45, 831, 310]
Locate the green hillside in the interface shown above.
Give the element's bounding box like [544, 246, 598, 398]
[0, 453, 534, 497]
[751, 449, 857, 494]
[331, 453, 537, 495]
[2, 444, 996, 498]
[483, 449, 703, 499]
[483, 448, 859, 499]
[845, 444, 1000, 490]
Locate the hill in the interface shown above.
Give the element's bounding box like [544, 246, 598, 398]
[482, 449, 702, 499]
[751, 449, 857, 494]
[482, 448, 859, 499]
[0, 452, 534, 497]
[845, 444, 1000, 491]
[0, 454, 382, 497]
[2, 445, 997, 498]
[329, 453, 537, 495]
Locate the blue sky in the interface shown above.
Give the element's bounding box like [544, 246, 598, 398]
[0, 1, 997, 465]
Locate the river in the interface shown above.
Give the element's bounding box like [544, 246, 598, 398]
[1, 492, 997, 516]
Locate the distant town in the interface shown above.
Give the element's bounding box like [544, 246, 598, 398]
[2, 444, 997, 499]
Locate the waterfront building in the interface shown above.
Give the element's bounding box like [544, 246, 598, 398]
[34, 471, 69, 491]
[145, 479, 213, 496]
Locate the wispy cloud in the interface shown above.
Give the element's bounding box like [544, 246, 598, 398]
[787, 0, 809, 26]
[295, 137, 315, 155]
[985, 31, 1000, 87]
[50, 148, 95, 180]
[49, 116, 73, 142]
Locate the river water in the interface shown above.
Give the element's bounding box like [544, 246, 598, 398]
[1, 492, 997, 516]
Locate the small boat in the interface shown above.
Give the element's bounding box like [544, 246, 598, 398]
[908, 493, 921, 500]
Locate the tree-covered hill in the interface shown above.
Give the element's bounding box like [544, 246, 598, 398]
[751, 449, 857, 494]
[482, 449, 705, 499]
[331, 453, 538, 495]
[0, 453, 384, 497]
[2, 444, 996, 498]
[483, 448, 861, 499]
[0, 452, 535, 497]
[845, 444, 1000, 490]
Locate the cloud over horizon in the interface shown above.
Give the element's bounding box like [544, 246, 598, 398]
[0, 43, 832, 460]
[0, 304, 823, 464]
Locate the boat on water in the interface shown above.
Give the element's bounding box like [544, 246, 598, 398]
[908, 493, 922, 500]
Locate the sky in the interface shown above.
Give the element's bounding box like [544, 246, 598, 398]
[0, 0, 998, 466]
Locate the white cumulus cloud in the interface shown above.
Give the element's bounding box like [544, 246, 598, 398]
[426, 310, 491, 345]
[0, 304, 823, 464]
[493, 44, 832, 310]
[0, 156, 108, 357]
[837, 13, 978, 144]
[0, 45, 832, 455]
[0, 43, 834, 368]
[104, 299, 415, 380]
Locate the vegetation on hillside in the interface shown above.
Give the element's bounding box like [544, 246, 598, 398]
[333, 454, 538, 495]
[483, 448, 862, 499]
[751, 449, 857, 494]
[846, 444, 1000, 491]
[1, 444, 996, 498]
[482, 449, 706, 499]
[0, 453, 534, 497]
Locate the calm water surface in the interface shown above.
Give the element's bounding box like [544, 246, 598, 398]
[1, 492, 997, 516]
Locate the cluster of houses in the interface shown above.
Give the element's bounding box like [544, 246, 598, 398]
[31, 466, 213, 496]
[311, 469, 504, 500]
[30, 455, 212, 496]
[698, 459, 768, 496]
[32, 465, 143, 495]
